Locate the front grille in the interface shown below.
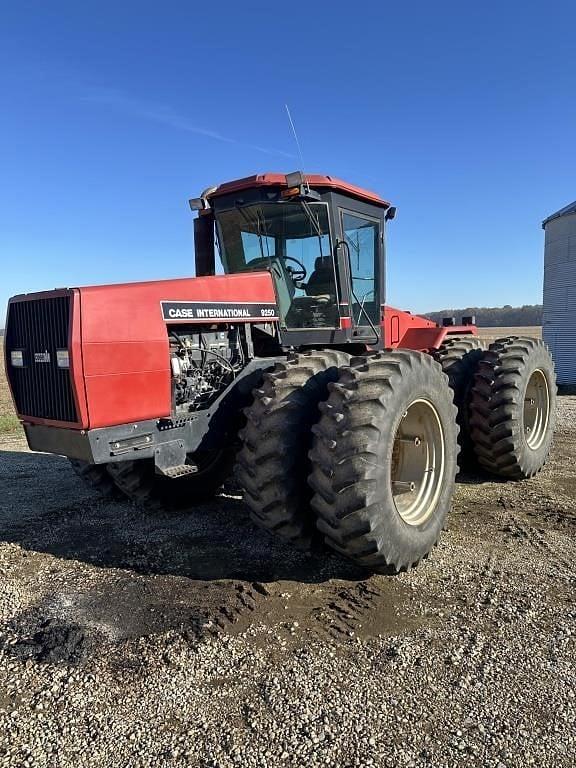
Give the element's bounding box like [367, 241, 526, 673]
[5, 295, 78, 423]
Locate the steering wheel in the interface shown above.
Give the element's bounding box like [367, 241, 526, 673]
[284, 256, 307, 282]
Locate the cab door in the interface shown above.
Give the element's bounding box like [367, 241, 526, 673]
[340, 210, 382, 339]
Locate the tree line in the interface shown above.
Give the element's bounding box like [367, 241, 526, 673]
[425, 304, 542, 327]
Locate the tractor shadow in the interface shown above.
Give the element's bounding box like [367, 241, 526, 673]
[0, 449, 368, 585]
[456, 469, 504, 485]
[0, 448, 460, 653]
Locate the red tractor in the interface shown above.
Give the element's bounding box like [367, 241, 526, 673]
[4, 172, 556, 572]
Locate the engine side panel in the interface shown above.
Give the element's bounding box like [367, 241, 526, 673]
[5, 272, 277, 430]
[78, 271, 276, 429]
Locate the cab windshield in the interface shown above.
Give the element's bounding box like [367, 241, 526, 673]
[215, 202, 339, 329]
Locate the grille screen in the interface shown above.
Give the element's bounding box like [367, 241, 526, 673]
[5, 295, 78, 423]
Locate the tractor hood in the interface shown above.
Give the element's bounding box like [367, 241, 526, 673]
[5, 272, 277, 430]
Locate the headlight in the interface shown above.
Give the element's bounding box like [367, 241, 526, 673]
[56, 349, 70, 369]
[10, 350, 24, 367]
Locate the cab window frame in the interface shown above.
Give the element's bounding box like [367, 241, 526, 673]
[338, 207, 382, 329]
[214, 199, 341, 330]
[325, 193, 385, 337]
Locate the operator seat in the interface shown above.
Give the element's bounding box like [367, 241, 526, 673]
[285, 255, 338, 328]
[304, 256, 335, 299]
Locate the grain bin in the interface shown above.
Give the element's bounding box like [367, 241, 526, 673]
[542, 201, 576, 385]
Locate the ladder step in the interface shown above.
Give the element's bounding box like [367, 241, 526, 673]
[162, 464, 198, 479]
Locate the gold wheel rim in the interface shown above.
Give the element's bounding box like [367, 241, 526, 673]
[391, 399, 446, 526]
[524, 369, 550, 451]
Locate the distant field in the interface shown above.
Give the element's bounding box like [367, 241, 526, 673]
[476, 326, 542, 344]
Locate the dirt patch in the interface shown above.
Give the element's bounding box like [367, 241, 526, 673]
[9, 618, 93, 664]
[0, 447, 425, 650]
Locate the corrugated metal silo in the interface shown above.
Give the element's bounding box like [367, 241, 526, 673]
[542, 201, 576, 385]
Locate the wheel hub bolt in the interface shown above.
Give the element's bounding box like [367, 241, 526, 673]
[392, 480, 416, 493]
[396, 436, 422, 446]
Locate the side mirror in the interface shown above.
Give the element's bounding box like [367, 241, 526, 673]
[385, 206, 397, 222]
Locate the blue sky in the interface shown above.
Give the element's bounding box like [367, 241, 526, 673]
[1, 0, 575, 320]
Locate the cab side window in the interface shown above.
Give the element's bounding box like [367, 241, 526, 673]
[341, 212, 380, 325]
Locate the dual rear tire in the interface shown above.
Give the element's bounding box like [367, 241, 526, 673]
[434, 335, 556, 479]
[469, 336, 556, 478]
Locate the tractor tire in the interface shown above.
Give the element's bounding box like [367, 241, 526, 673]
[308, 350, 459, 573]
[432, 336, 486, 468]
[69, 459, 118, 498]
[469, 336, 556, 479]
[235, 349, 351, 550]
[105, 448, 235, 508]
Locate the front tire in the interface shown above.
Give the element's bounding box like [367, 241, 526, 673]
[235, 350, 351, 549]
[105, 448, 235, 507]
[308, 350, 459, 573]
[69, 460, 118, 498]
[469, 337, 556, 479]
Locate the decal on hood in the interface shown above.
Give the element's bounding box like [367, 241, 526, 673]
[161, 301, 278, 322]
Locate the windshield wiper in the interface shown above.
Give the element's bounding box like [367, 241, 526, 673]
[299, 199, 323, 239]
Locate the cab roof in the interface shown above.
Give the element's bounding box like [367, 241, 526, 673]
[208, 173, 390, 209]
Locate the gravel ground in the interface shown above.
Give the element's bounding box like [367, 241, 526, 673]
[0, 398, 575, 767]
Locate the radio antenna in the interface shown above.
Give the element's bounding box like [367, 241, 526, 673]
[285, 104, 309, 191]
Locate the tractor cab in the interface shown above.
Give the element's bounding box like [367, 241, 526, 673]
[191, 172, 395, 346]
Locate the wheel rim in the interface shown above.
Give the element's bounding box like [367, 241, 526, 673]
[391, 399, 446, 526]
[524, 369, 550, 450]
